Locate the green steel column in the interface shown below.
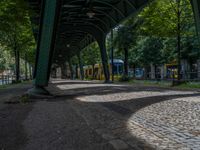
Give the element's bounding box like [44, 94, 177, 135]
[28, 0, 60, 96]
[77, 53, 84, 80]
[34, 0, 59, 86]
[111, 29, 114, 82]
[192, 0, 200, 37]
[68, 59, 74, 80]
[98, 37, 111, 83]
[192, 0, 200, 80]
[61, 63, 67, 79]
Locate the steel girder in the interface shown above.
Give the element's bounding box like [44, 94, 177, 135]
[27, 0, 200, 89]
[191, 0, 200, 38]
[27, 0, 149, 88]
[28, 0, 149, 63]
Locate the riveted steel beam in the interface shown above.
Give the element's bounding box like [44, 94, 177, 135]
[33, 0, 61, 86]
[191, 0, 200, 38]
[97, 35, 110, 83]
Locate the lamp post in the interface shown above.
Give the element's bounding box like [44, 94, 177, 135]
[111, 29, 114, 82]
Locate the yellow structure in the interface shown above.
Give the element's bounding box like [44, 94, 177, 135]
[78, 59, 124, 80]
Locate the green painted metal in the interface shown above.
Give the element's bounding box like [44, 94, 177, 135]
[34, 0, 58, 86]
[98, 36, 110, 82]
[29, 0, 149, 66]
[77, 52, 84, 80]
[28, 85, 50, 96]
[27, 0, 200, 88]
[111, 29, 114, 82]
[28, 0, 150, 85]
[191, 0, 200, 37]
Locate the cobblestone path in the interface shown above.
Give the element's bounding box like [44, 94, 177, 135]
[0, 80, 200, 150]
[48, 80, 200, 150]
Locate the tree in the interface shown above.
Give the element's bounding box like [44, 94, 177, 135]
[81, 42, 100, 78]
[0, 45, 12, 71]
[131, 36, 164, 77]
[114, 25, 134, 76]
[0, 0, 36, 81]
[138, 0, 195, 81]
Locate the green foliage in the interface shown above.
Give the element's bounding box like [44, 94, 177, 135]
[81, 42, 100, 65]
[118, 75, 131, 82]
[177, 82, 200, 89]
[181, 37, 200, 60]
[0, 45, 13, 70]
[119, 0, 198, 69]
[114, 25, 134, 51]
[131, 36, 164, 66]
[0, 0, 36, 74]
[20, 94, 30, 104]
[139, 0, 194, 37]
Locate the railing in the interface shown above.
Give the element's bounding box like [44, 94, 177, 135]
[130, 71, 200, 82]
[0, 75, 15, 85]
[0, 75, 32, 86]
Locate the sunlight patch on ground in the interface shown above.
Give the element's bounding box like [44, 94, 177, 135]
[126, 97, 200, 149]
[56, 84, 125, 90]
[76, 91, 195, 102]
[176, 96, 200, 103]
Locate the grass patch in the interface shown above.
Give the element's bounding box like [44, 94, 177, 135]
[128, 79, 172, 87]
[120, 79, 200, 90]
[118, 75, 131, 82]
[4, 94, 31, 104]
[0, 80, 32, 89]
[20, 94, 31, 104]
[176, 82, 200, 89]
[0, 84, 10, 89]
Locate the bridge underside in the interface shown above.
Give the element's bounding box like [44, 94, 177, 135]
[27, 0, 200, 96]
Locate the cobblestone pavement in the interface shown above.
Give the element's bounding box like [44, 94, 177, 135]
[0, 80, 200, 150]
[48, 80, 200, 150]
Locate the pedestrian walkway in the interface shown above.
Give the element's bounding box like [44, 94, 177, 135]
[0, 80, 200, 150]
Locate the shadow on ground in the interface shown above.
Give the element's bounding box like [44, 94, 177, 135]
[0, 103, 33, 150]
[47, 80, 200, 149]
[0, 80, 199, 149]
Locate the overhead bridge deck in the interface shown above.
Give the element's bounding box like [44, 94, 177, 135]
[27, 0, 200, 96]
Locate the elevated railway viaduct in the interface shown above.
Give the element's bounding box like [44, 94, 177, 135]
[27, 0, 200, 95]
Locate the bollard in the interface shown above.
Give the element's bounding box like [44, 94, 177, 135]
[2, 75, 4, 85]
[172, 71, 175, 86]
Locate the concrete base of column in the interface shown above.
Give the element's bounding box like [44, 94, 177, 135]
[197, 59, 200, 79]
[150, 64, 155, 79]
[160, 65, 165, 79]
[27, 86, 53, 99]
[104, 80, 113, 84]
[181, 59, 190, 80]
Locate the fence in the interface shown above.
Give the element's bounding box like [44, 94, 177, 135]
[0, 75, 33, 86]
[0, 75, 16, 86]
[131, 71, 200, 82]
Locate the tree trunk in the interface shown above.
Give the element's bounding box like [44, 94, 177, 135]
[144, 66, 148, 79]
[92, 64, 95, 79]
[61, 64, 67, 79]
[177, 0, 181, 81]
[29, 64, 32, 80]
[25, 53, 28, 80]
[177, 34, 181, 81]
[124, 47, 128, 76]
[133, 65, 136, 78]
[14, 47, 20, 82]
[76, 64, 78, 79]
[150, 64, 155, 79]
[68, 60, 74, 80]
[77, 53, 84, 80]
